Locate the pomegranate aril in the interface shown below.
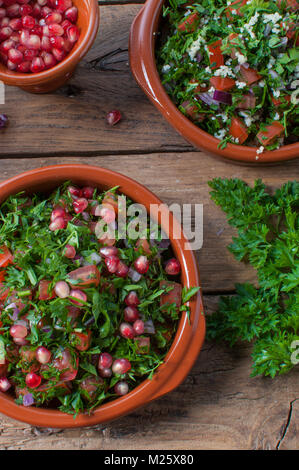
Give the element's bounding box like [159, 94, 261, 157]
[61, 18, 71, 32]
[10, 324, 28, 339]
[66, 24, 79, 43]
[119, 322, 135, 339]
[27, 34, 41, 50]
[41, 35, 51, 51]
[98, 206, 116, 224]
[32, 3, 42, 18]
[51, 206, 66, 221]
[0, 377, 11, 392]
[73, 197, 88, 214]
[22, 15, 36, 30]
[165, 258, 181, 276]
[9, 18, 22, 31]
[30, 56, 45, 72]
[31, 25, 43, 37]
[45, 12, 62, 24]
[8, 48, 23, 64]
[42, 51, 56, 68]
[49, 216, 66, 231]
[6, 4, 20, 18]
[64, 6, 77, 23]
[124, 291, 140, 307]
[98, 352, 113, 370]
[0, 26, 12, 41]
[69, 289, 87, 305]
[36, 346, 51, 364]
[133, 319, 145, 335]
[82, 186, 94, 199]
[54, 280, 70, 298]
[55, 0, 72, 13]
[25, 372, 41, 388]
[124, 306, 139, 323]
[105, 255, 120, 274]
[99, 246, 118, 258]
[114, 381, 129, 396]
[63, 244, 76, 259]
[0, 9, 5, 20]
[134, 255, 150, 274]
[68, 185, 81, 198]
[17, 60, 30, 72]
[112, 358, 131, 375]
[106, 110, 121, 126]
[0, 38, 14, 53]
[20, 5, 32, 16]
[48, 22, 64, 36]
[49, 35, 64, 49]
[98, 367, 112, 378]
[116, 261, 129, 278]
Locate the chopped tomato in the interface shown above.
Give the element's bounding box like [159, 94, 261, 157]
[285, 23, 299, 46]
[97, 232, 116, 246]
[239, 66, 261, 85]
[257, 122, 285, 146]
[37, 381, 71, 395]
[102, 192, 119, 215]
[135, 336, 150, 355]
[0, 360, 8, 377]
[208, 39, 224, 70]
[39, 280, 55, 301]
[177, 12, 199, 32]
[0, 246, 13, 268]
[225, 0, 248, 18]
[229, 117, 249, 144]
[53, 349, 78, 381]
[210, 76, 236, 91]
[67, 265, 101, 288]
[181, 101, 205, 122]
[0, 284, 9, 301]
[277, 0, 299, 11]
[271, 94, 291, 107]
[236, 94, 256, 109]
[160, 280, 182, 313]
[0, 271, 6, 283]
[135, 238, 151, 255]
[188, 79, 208, 94]
[72, 330, 91, 352]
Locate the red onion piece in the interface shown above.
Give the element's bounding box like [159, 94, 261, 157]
[213, 90, 232, 105]
[23, 393, 35, 407]
[197, 92, 219, 107]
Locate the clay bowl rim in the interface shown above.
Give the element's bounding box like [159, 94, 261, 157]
[0, 164, 205, 428]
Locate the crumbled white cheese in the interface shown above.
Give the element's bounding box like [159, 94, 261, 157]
[236, 81, 247, 89]
[214, 65, 235, 78]
[273, 90, 280, 98]
[235, 51, 248, 64]
[273, 112, 280, 120]
[259, 80, 265, 87]
[205, 66, 212, 74]
[256, 146, 264, 155]
[214, 129, 227, 140]
[263, 13, 282, 24]
[161, 64, 171, 74]
[239, 111, 254, 127]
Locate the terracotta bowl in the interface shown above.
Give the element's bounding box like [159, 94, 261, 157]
[129, 0, 299, 163]
[0, 0, 99, 94]
[0, 164, 205, 428]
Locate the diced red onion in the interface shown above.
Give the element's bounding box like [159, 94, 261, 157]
[213, 90, 232, 105]
[198, 93, 219, 107]
[143, 317, 155, 335]
[5, 303, 20, 321]
[89, 252, 102, 265]
[196, 52, 203, 63]
[128, 267, 142, 283]
[23, 393, 35, 407]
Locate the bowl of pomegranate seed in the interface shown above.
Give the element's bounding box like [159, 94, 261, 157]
[0, 0, 99, 93]
[0, 164, 205, 428]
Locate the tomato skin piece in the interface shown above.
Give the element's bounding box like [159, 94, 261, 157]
[0, 246, 13, 268]
[135, 238, 152, 255]
[72, 330, 92, 352]
[181, 101, 205, 122]
[236, 93, 256, 109]
[277, 0, 298, 11]
[257, 122, 285, 146]
[160, 280, 182, 313]
[225, 0, 248, 18]
[229, 117, 249, 144]
[208, 40, 224, 70]
[134, 336, 150, 355]
[271, 94, 291, 107]
[39, 280, 55, 301]
[53, 349, 79, 382]
[178, 12, 199, 32]
[67, 265, 100, 288]
[210, 76, 236, 91]
[239, 66, 261, 85]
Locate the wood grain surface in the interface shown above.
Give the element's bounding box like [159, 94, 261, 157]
[0, 1, 298, 451]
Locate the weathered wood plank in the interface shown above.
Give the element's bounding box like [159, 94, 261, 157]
[0, 5, 193, 157]
[0, 295, 297, 450]
[0, 153, 297, 293]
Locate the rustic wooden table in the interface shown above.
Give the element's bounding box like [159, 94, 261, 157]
[0, 1, 298, 451]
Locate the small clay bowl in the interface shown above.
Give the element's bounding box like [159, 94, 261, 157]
[0, 0, 99, 94]
[0, 164, 205, 428]
[129, 0, 299, 163]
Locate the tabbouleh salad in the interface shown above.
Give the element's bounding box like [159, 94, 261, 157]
[156, 0, 299, 155]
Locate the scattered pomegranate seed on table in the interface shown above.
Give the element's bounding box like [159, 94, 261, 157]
[106, 110, 122, 126]
[0, 0, 80, 73]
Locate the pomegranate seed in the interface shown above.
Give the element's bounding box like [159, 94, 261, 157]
[48, 22, 64, 36]
[116, 261, 129, 278]
[105, 255, 119, 274]
[27, 34, 41, 50]
[31, 25, 43, 37]
[9, 18, 22, 31]
[63, 244, 76, 259]
[0, 26, 12, 41]
[10, 324, 28, 339]
[0, 39, 14, 53]
[61, 18, 71, 32]
[69, 289, 87, 305]
[119, 322, 135, 339]
[134, 255, 149, 274]
[25, 372, 41, 388]
[7, 58, 17, 70]
[133, 319, 145, 335]
[22, 15, 36, 30]
[0, 377, 11, 392]
[81, 186, 94, 199]
[8, 48, 23, 64]
[98, 367, 112, 378]
[68, 185, 81, 198]
[124, 306, 139, 323]
[55, 0, 72, 13]
[98, 352, 113, 369]
[73, 197, 88, 214]
[49, 216, 66, 231]
[17, 60, 31, 72]
[112, 358, 131, 375]
[99, 246, 118, 258]
[114, 381, 129, 396]
[106, 110, 122, 126]
[42, 51, 56, 68]
[66, 24, 79, 43]
[165, 258, 181, 276]
[49, 35, 64, 49]
[35, 346, 51, 364]
[0, 113, 8, 129]
[124, 291, 140, 307]
[0, 9, 5, 20]
[13, 337, 29, 346]
[45, 12, 62, 25]
[6, 4, 20, 18]
[32, 4, 42, 17]
[20, 5, 32, 16]
[64, 6, 77, 23]
[40, 6, 51, 18]
[54, 280, 70, 298]
[98, 206, 116, 224]
[40, 35, 51, 51]
[51, 206, 66, 221]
